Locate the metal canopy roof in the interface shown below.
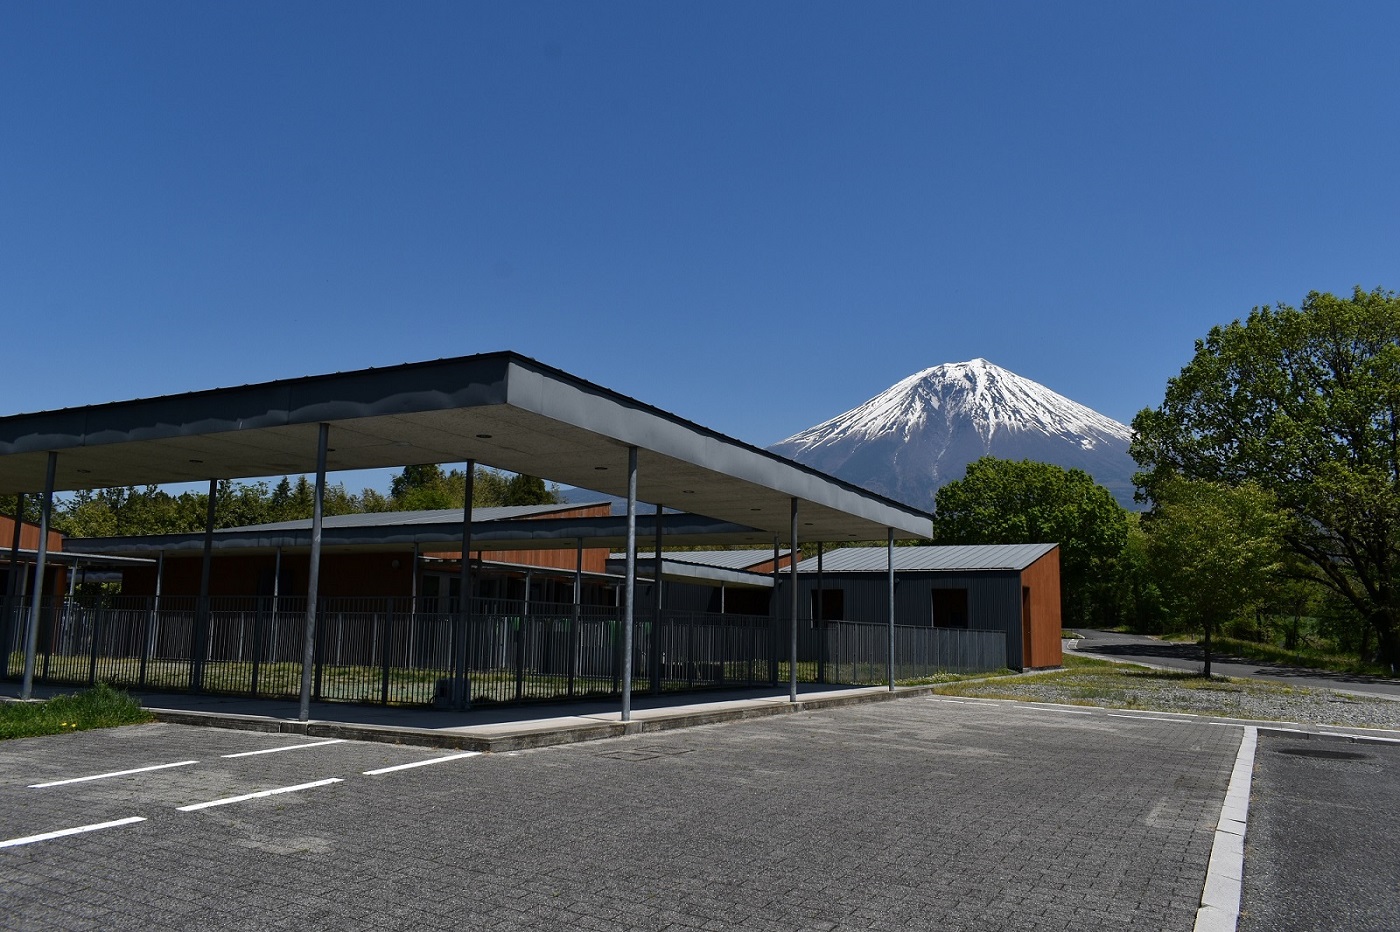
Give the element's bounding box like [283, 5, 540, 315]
[794, 543, 1058, 573]
[61, 513, 781, 556]
[0, 353, 931, 542]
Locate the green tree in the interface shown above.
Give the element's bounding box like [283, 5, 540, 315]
[1144, 478, 1288, 676]
[930, 457, 1129, 624]
[387, 464, 561, 509]
[1132, 286, 1400, 665]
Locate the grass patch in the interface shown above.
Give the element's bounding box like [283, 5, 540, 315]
[922, 651, 1400, 727]
[1210, 636, 1395, 678]
[0, 683, 153, 741]
[897, 668, 1018, 687]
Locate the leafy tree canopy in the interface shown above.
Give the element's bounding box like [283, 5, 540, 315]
[1131, 286, 1400, 664]
[930, 457, 1128, 623]
[1144, 478, 1288, 675]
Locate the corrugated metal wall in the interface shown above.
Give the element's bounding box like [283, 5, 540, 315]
[784, 570, 1029, 669]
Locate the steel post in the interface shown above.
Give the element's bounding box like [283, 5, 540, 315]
[887, 528, 895, 691]
[652, 502, 663, 694]
[191, 478, 217, 691]
[453, 459, 475, 710]
[298, 423, 329, 722]
[621, 446, 637, 722]
[770, 538, 779, 685]
[789, 498, 799, 703]
[20, 453, 56, 700]
[816, 542, 825, 683]
[569, 537, 581, 697]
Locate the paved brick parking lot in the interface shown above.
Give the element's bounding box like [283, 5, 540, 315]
[0, 699, 1241, 931]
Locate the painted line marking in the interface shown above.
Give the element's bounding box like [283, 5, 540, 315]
[29, 760, 199, 789]
[928, 698, 966, 703]
[0, 816, 147, 849]
[1111, 713, 1190, 722]
[221, 739, 346, 758]
[1013, 705, 1093, 715]
[176, 778, 343, 812]
[363, 752, 482, 775]
[1318, 732, 1400, 744]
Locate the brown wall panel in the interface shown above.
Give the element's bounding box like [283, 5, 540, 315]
[0, 515, 64, 553]
[1019, 548, 1063, 668]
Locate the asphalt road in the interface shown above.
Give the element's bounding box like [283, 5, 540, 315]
[1071, 629, 1400, 700]
[1239, 731, 1400, 932]
[1, 699, 1241, 931]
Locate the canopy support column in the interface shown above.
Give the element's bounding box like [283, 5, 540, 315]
[651, 502, 663, 695]
[770, 537, 780, 685]
[816, 542, 825, 684]
[452, 459, 475, 711]
[621, 446, 637, 722]
[887, 528, 895, 691]
[297, 423, 329, 722]
[20, 453, 56, 700]
[789, 497, 799, 703]
[568, 537, 582, 698]
[191, 478, 217, 691]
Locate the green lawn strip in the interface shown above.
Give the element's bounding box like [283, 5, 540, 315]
[0, 683, 154, 741]
[927, 654, 1399, 725]
[897, 668, 1019, 687]
[1209, 636, 1393, 678]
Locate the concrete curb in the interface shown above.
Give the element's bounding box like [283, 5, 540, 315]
[1194, 725, 1256, 932]
[145, 681, 985, 753]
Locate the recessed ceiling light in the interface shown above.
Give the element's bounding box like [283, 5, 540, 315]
[750, 507, 762, 512]
[594, 466, 608, 471]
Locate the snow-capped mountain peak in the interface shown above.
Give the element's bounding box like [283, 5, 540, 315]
[768, 360, 1136, 509]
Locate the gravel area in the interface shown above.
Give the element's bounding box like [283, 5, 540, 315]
[933, 662, 1400, 729]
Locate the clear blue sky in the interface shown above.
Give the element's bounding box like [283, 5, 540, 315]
[4, 2, 1397, 485]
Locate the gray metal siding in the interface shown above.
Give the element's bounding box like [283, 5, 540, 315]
[782, 570, 1026, 669]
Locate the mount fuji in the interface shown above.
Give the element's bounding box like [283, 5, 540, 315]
[768, 359, 1138, 510]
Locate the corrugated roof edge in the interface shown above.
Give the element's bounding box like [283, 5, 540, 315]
[794, 543, 1057, 574]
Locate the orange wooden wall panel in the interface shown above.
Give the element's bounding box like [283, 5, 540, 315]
[1020, 548, 1063, 668]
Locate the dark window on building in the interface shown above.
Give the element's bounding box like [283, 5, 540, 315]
[810, 589, 845, 626]
[932, 588, 969, 628]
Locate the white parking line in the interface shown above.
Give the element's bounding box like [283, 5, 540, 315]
[1110, 713, 1190, 722]
[29, 760, 200, 789]
[221, 739, 346, 758]
[176, 778, 343, 812]
[1014, 705, 1093, 715]
[363, 752, 481, 775]
[0, 816, 147, 849]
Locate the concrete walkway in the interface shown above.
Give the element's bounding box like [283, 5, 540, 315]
[3, 679, 959, 752]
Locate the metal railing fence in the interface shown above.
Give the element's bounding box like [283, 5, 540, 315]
[824, 621, 1007, 683]
[2, 598, 1007, 705]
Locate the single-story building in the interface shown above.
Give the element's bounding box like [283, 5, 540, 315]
[788, 543, 1062, 670]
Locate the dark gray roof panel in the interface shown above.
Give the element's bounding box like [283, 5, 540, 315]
[795, 543, 1057, 573]
[608, 549, 788, 570]
[219, 502, 598, 534]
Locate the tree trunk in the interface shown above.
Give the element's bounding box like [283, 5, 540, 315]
[1202, 621, 1213, 678]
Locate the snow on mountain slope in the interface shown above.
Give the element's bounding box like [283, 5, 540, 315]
[768, 359, 1138, 509]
